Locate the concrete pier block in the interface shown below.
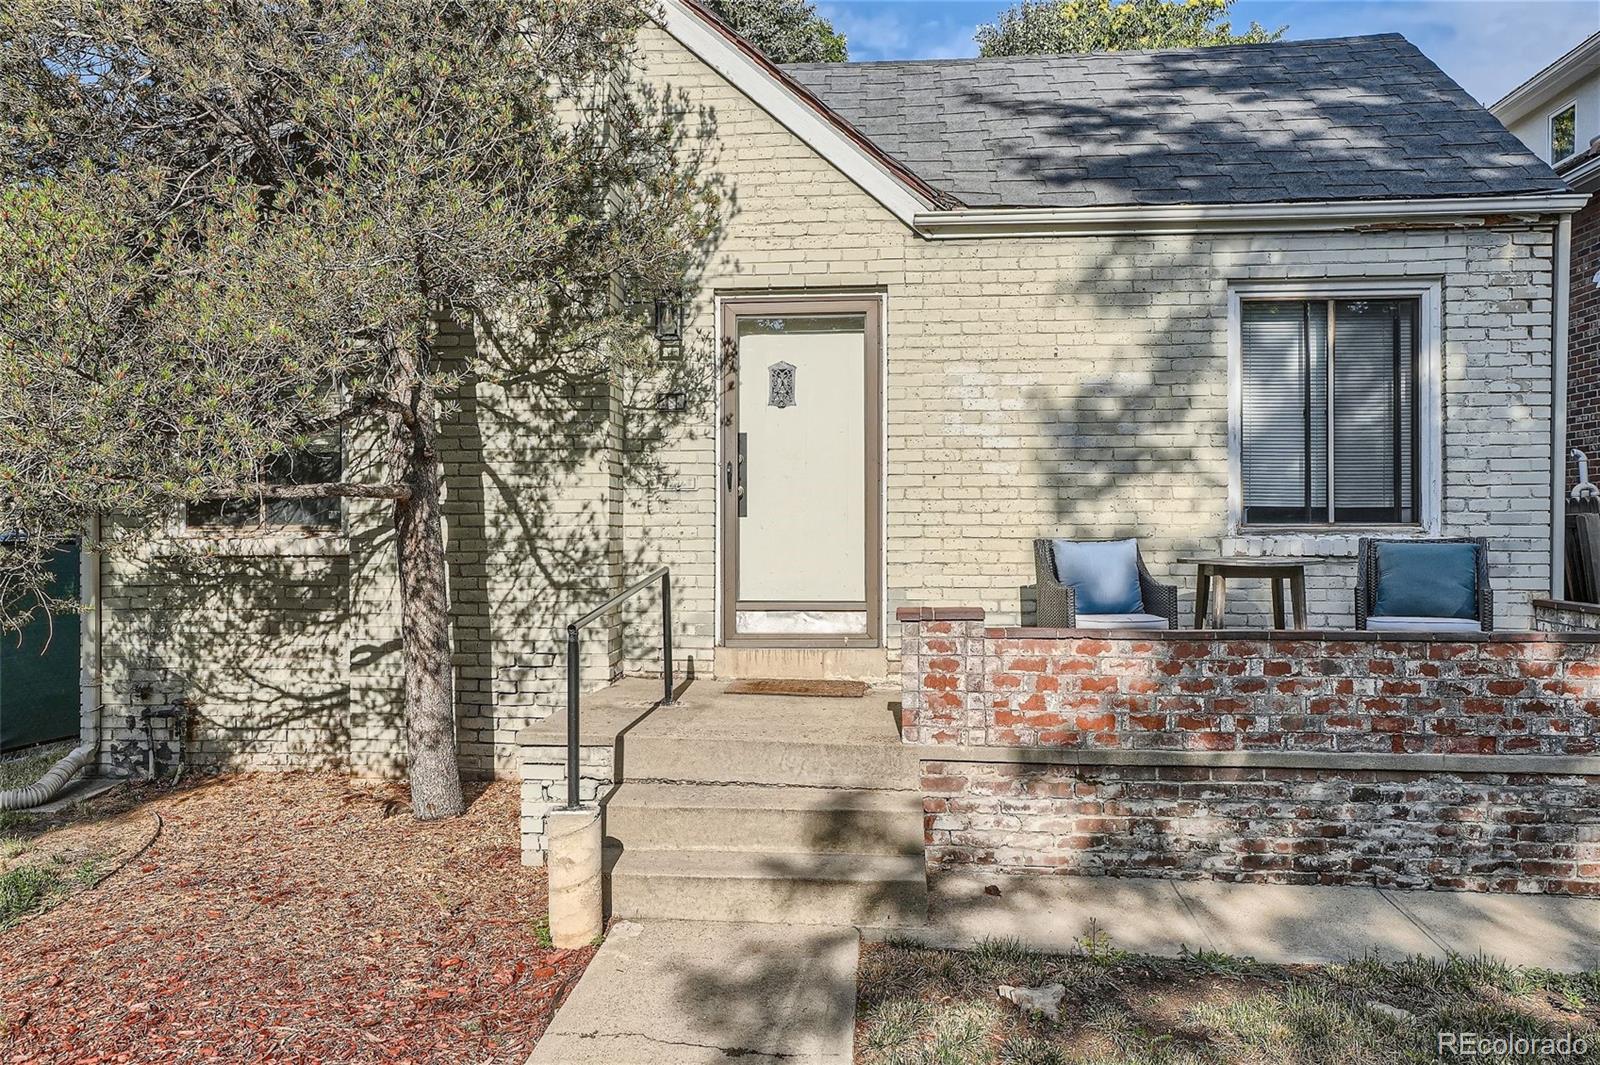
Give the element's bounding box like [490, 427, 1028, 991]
[547, 806, 603, 948]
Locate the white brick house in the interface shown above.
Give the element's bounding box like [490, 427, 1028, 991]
[86, 0, 1585, 776]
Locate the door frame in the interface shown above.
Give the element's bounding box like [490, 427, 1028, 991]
[717, 295, 884, 649]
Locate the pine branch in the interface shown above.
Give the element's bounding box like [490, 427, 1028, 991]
[231, 481, 412, 501]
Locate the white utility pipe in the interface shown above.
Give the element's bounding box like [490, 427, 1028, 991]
[1573, 449, 1598, 502]
[0, 741, 95, 811]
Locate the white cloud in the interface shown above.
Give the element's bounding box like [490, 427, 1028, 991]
[818, 1, 985, 61]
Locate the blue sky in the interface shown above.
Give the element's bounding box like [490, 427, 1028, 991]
[816, 0, 1599, 104]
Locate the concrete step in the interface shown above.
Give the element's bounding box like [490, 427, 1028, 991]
[605, 782, 925, 856]
[712, 646, 891, 682]
[623, 734, 920, 790]
[606, 846, 928, 927]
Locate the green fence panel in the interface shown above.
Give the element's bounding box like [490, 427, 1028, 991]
[0, 543, 82, 753]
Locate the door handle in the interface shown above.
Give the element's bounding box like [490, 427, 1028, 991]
[736, 432, 748, 517]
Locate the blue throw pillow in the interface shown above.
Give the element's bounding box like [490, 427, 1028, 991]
[1372, 541, 1479, 620]
[1050, 539, 1144, 615]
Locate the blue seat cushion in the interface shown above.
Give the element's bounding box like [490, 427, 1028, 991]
[1050, 539, 1144, 615]
[1372, 541, 1479, 620]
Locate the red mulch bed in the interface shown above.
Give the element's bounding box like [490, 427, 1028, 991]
[0, 773, 594, 1064]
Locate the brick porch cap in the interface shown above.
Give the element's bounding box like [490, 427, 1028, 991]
[896, 607, 987, 622]
[898, 605, 1600, 642]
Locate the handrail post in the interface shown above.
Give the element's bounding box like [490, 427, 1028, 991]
[565, 624, 581, 809]
[661, 570, 674, 706]
[560, 565, 674, 809]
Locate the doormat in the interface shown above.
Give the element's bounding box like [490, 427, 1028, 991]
[724, 679, 869, 698]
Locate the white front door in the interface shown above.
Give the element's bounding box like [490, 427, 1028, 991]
[720, 298, 881, 646]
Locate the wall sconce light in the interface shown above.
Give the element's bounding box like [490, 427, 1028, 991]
[653, 297, 683, 344]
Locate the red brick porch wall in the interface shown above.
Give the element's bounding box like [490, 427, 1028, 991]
[899, 608, 1600, 895]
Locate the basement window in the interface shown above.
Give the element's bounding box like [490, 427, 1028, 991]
[185, 434, 343, 531]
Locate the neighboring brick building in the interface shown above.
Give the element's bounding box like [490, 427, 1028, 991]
[1492, 33, 1598, 495]
[1573, 195, 1600, 477]
[87, 2, 1586, 777]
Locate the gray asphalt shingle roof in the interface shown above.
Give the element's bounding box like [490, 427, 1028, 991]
[780, 35, 1569, 209]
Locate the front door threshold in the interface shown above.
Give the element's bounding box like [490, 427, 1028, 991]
[713, 646, 891, 683]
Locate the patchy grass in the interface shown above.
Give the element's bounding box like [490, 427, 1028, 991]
[857, 938, 1600, 1065]
[0, 772, 594, 1063]
[0, 740, 73, 791]
[0, 854, 103, 929]
[0, 755, 140, 930]
[0, 863, 61, 927]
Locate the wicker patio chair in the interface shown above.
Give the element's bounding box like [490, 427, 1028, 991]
[1033, 538, 1179, 629]
[1355, 536, 1493, 633]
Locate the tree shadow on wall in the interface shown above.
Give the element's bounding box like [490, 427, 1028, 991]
[99, 549, 354, 776]
[434, 82, 731, 779]
[570, 52, 1573, 1054]
[907, 49, 1541, 629]
[96, 81, 732, 787]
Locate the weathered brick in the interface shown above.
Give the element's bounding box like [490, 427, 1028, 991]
[903, 617, 1600, 894]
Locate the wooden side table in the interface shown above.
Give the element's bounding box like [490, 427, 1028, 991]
[1180, 557, 1309, 629]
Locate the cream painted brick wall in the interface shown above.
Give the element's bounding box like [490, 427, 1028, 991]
[91, 22, 1561, 777]
[435, 318, 625, 778]
[97, 545, 350, 776]
[621, 25, 1557, 662]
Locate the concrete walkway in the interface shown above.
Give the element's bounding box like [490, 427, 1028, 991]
[526, 879, 1596, 1064]
[528, 920, 857, 1065]
[877, 872, 1600, 971]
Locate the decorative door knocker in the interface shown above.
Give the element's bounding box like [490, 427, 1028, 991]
[769, 361, 796, 408]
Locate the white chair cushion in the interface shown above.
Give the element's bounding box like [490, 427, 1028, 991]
[1366, 615, 1482, 633]
[1075, 613, 1170, 630]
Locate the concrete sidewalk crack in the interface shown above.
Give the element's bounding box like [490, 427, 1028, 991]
[1168, 882, 1220, 953]
[570, 1030, 796, 1059]
[1374, 886, 1452, 955]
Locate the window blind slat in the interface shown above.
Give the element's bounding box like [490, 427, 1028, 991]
[1242, 302, 1310, 512]
[1332, 300, 1399, 514]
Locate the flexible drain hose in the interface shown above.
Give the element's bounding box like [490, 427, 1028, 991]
[0, 741, 95, 811]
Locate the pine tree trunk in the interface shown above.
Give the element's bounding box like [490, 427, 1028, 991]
[390, 353, 465, 820]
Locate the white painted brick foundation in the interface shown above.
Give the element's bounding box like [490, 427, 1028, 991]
[518, 743, 614, 867]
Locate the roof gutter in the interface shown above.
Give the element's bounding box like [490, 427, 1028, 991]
[1559, 152, 1600, 194]
[912, 192, 1591, 239]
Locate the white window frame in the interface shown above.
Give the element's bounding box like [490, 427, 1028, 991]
[170, 497, 349, 556]
[1549, 100, 1578, 164]
[1226, 278, 1443, 545]
[169, 441, 350, 557]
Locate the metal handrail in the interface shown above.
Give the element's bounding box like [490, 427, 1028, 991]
[564, 566, 673, 809]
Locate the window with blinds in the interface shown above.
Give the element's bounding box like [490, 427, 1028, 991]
[1240, 298, 1419, 526]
